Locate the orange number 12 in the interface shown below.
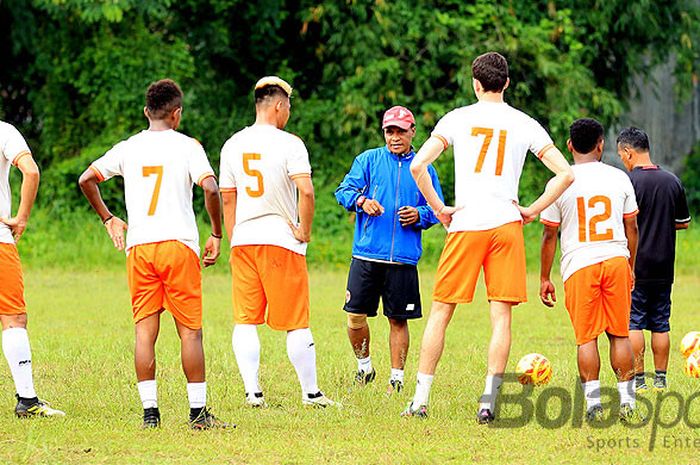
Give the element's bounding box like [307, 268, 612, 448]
[576, 195, 613, 242]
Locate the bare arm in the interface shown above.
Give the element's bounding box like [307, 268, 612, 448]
[623, 215, 638, 275]
[78, 168, 127, 250]
[200, 176, 222, 267]
[676, 222, 690, 230]
[289, 175, 314, 243]
[0, 155, 40, 241]
[410, 136, 460, 225]
[519, 147, 574, 223]
[540, 224, 559, 307]
[222, 190, 237, 242]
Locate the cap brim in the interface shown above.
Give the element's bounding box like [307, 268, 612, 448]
[382, 120, 413, 130]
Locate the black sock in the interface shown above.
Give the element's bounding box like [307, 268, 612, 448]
[655, 370, 667, 377]
[19, 396, 39, 405]
[635, 373, 645, 381]
[190, 406, 204, 419]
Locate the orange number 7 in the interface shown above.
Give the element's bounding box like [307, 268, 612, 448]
[243, 153, 264, 197]
[142, 166, 163, 216]
[472, 127, 507, 176]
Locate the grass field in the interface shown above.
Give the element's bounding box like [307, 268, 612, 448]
[1, 251, 699, 464]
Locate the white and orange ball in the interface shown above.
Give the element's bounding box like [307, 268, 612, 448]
[516, 353, 552, 386]
[684, 351, 700, 378]
[679, 331, 700, 358]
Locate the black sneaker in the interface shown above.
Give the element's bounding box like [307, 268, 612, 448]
[355, 368, 376, 385]
[401, 402, 428, 419]
[14, 395, 65, 418]
[387, 379, 403, 395]
[653, 374, 668, 391]
[476, 408, 495, 425]
[189, 407, 233, 430]
[585, 405, 604, 423]
[142, 407, 161, 429]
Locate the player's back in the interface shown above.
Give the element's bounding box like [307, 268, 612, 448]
[432, 102, 554, 231]
[0, 121, 32, 244]
[542, 162, 638, 281]
[219, 125, 311, 255]
[91, 129, 214, 254]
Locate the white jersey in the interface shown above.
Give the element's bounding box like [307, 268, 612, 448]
[0, 122, 32, 244]
[432, 101, 554, 231]
[219, 124, 312, 255]
[90, 129, 215, 255]
[540, 162, 638, 281]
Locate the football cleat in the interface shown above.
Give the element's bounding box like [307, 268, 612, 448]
[585, 405, 604, 423]
[653, 375, 668, 391]
[245, 391, 266, 408]
[302, 391, 338, 408]
[401, 403, 428, 419]
[386, 379, 403, 395]
[189, 407, 233, 430]
[619, 403, 645, 424]
[14, 395, 65, 418]
[355, 368, 376, 385]
[142, 407, 161, 429]
[476, 408, 495, 425]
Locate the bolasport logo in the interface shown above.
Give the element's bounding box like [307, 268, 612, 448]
[489, 374, 700, 451]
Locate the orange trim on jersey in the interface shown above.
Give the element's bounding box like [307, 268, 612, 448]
[536, 144, 555, 159]
[11, 151, 31, 167]
[540, 219, 560, 228]
[290, 173, 311, 180]
[220, 187, 237, 193]
[433, 134, 449, 150]
[197, 172, 216, 186]
[623, 209, 639, 219]
[89, 165, 105, 182]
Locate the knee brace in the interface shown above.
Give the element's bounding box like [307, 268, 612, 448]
[347, 313, 368, 330]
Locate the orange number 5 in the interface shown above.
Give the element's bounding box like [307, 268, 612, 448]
[142, 166, 163, 216]
[576, 195, 613, 242]
[243, 153, 264, 197]
[472, 127, 507, 176]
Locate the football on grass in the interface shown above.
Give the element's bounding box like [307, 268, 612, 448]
[516, 353, 552, 386]
[680, 331, 700, 358]
[684, 351, 700, 378]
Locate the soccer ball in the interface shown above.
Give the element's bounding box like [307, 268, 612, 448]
[516, 353, 552, 386]
[679, 331, 700, 358]
[684, 351, 700, 378]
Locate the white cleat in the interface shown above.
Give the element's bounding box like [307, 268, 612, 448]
[302, 391, 340, 408]
[245, 392, 266, 408]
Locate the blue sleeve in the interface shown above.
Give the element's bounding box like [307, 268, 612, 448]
[414, 165, 444, 230]
[335, 155, 368, 212]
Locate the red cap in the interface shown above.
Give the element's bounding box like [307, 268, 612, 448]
[382, 106, 415, 130]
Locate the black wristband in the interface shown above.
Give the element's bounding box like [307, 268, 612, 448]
[102, 215, 114, 224]
[211, 232, 222, 239]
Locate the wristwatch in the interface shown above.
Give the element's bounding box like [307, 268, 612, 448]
[356, 195, 367, 208]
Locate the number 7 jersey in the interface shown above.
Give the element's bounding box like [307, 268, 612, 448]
[218, 125, 312, 255]
[89, 129, 215, 255]
[540, 162, 639, 282]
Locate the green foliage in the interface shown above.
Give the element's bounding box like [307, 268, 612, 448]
[681, 140, 700, 214]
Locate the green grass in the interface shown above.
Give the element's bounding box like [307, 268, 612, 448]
[1, 263, 700, 464]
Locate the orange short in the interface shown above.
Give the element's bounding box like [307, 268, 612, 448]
[0, 243, 26, 315]
[230, 245, 309, 331]
[563, 256, 632, 345]
[433, 221, 526, 304]
[126, 240, 202, 329]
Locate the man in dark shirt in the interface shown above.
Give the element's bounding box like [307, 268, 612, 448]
[617, 127, 691, 392]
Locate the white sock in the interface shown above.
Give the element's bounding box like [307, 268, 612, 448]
[479, 374, 503, 411]
[137, 380, 158, 409]
[618, 380, 636, 408]
[411, 372, 434, 409]
[187, 382, 207, 409]
[2, 328, 37, 399]
[358, 356, 372, 373]
[582, 380, 601, 410]
[390, 368, 404, 383]
[232, 324, 261, 394]
[286, 328, 319, 395]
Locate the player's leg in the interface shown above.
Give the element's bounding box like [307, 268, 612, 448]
[477, 301, 512, 419]
[0, 244, 63, 417]
[134, 312, 161, 427]
[387, 318, 408, 392]
[608, 334, 636, 415]
[629, 284, 649, 392]
[343, 258, 381, 384]
[230, 246, 267, 406]
[650, 332, 670, 390]
[577, 339, 602, 420]
[649, 283, 672, 390]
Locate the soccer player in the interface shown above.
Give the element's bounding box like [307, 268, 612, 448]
[404, 52, 574, 422]
[335, 106, 443, 393]
[540, 118, 639, 421]
[78, 79, 229, 429]
[220, 76, 335, 408]
[616, 127, 691, 392]
[0, 121, 64, 417]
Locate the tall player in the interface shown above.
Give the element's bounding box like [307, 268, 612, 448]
[0, 121, 64, 417]
[540, 119, 638, 421]
[79, 79, 229, 429]
[220, 76, 335, 408]
[403, 52, 574, 422]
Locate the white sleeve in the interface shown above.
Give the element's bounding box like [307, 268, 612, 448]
[622, 176, 639, 217]
[287, 136, 312, 178]
[90, 142, 126, 181]
[528, 117, 555, 158]
[1, 123, 31, 165]
[218, 141, 237, 190]
[188, 140, 215, 186]
[431, 112, 456, 148]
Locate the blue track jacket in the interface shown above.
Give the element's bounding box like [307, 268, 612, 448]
[335, 145, 444, 265]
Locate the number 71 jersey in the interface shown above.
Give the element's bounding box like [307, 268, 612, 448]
[540, 162, 639, 282]
[89, 129, 215, 255]
[218, 125, 312, 256]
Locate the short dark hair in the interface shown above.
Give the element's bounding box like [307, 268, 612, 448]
[472, 52, 509, 93]
[255, 85, 289, 105]
[617, 127, 650, 151]
[569, 118, 604, 154]
[146, 79, 183, 120]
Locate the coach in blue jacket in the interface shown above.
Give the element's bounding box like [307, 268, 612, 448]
[335, 105, 443, 393]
